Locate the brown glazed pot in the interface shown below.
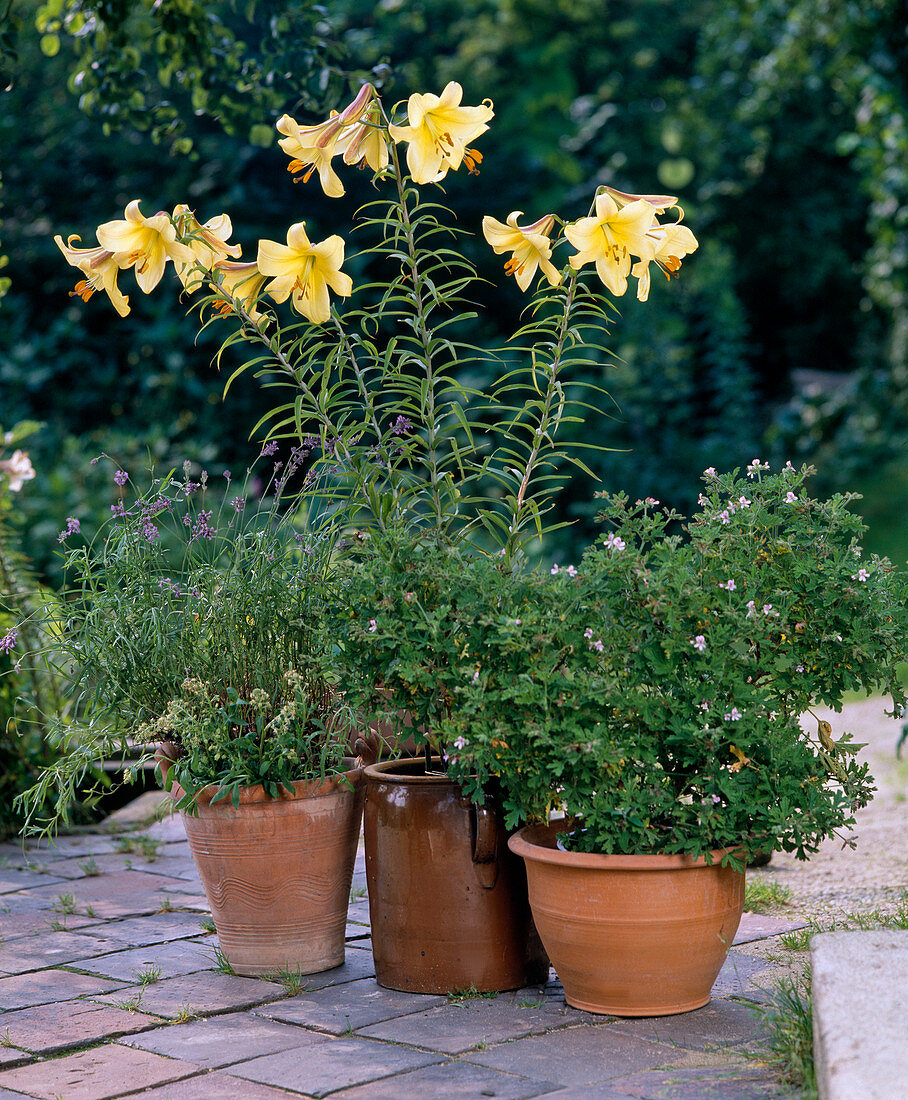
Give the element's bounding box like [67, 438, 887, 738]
[172, 763, 364, 978]
[508, 823, 745, 1016]
[363, 758, 549, 995]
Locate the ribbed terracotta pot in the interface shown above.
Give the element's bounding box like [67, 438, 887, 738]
[364, 758, 549, 994]
[508, 823, 745, 1016]
[172, 763, 364, 978]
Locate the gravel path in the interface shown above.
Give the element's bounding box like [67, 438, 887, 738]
[749, 696, 908, 922]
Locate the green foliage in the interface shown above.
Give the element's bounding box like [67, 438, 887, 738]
[0, 423, 73, 838]
[751, 974, 817, 1099]
[14, 454, 353, 831]
[31, 0, 358, 154]
[433, 464, 906, 862]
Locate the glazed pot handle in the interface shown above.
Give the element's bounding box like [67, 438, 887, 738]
[471, 805, 499, 890]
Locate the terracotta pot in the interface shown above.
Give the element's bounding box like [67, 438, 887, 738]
[508, 823, 745, 1016]
[172, 763, 364, 978]
[363, 758, 549, 994]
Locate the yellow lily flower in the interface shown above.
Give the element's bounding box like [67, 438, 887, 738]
[172, 205, 242, 293]
[257, 222, 353, 325]
[276, 84, 375, 198]
[54, 234, 130, 316]
[96, 200, 194, 293]
[564, 192, 657, 297]
[482, 211, 561, 292]
[632, 221, 699, 301]
[388, 81, 493, 185]
[209, 261, 268, 322]
[602, 186, 678, 213]
[337, 104, 391, 174]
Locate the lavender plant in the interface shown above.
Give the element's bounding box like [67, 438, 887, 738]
[15, 452, 354, 830]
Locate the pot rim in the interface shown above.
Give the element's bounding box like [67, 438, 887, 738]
[363, 756, 455, 786]
[170, 758, 363, 808]
[508, 822, 741, 871]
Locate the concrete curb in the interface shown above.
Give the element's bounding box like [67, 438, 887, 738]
[812, 929, 908, 1100]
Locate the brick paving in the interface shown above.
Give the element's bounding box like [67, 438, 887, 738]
[0, 811, 804, 1099]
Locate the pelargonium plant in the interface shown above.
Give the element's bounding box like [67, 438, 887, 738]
[15, 452, 353, 830]
[440, 463, 907, 865]
[54, 80, 697, 559]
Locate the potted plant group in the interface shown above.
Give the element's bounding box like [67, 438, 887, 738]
[438, 462, 907, 1015]
[45, 79, 700, 994]
[19, 458, 365, 978]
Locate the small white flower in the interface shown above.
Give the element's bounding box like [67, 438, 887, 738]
[720, 579, 737, 591]
[583, 627, 594, 639]
[796, 664, 805, 673]
[691, 635, 707, 652]
[762, 604, 773, 615]
[746, 600, 756, 618]
[724, 707, 742, 721]
[852, 568, 869, 582]
[550, 563, 560, 575]
[603, 533, 626, 552]
[785, 491, 797, 503]
[737, 496, 751, 508]
[717, 510, 731, 525]
[453, 735, 468, 751]
[471, 668, 481, 684]
[368, 619, 377, 633]
[566, 565, 578, 577]
[645, 497, 660, 505]
[704, 467, 717, 478]
[746, 459, 768, 478]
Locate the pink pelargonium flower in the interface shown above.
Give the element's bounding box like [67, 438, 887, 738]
[691, 635, 707, 652]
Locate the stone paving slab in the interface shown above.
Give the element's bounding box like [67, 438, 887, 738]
[13, 871, 199, 919]
[120, 1011, 324, 1069]
[90, 970, 285, 1019]
[75, 911, 215, 948]
[0, 930, 128, 975]
[733, 912, 808, 944]
[0, 1048, 31, 1071]
[41, 850, 200, 883]
[252, 948, 376, 993]
[538, 1062, 786, 1099]
[0, 998, 160, 1054]
[0, 870, 69, 895]
[140, 816, 189, 844]
[0, 908, 97, 940]
[462, 1024, 696, 1088]
[606, 998, 767, 1053]
[72, 936, 215, 982]
[131, 1070, 314, 1098]
[225, 1035, 446, 1097]
[252, 978, 446, 1035]
[357, 991, 586, 1053]
[0, 967, 126, 1010]
[331, 1059, 557, 1099]
[709, 952, 772, 998]
[0, 1045, 201, 1099]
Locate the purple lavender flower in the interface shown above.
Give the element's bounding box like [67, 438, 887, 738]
[189, 510, 216, 542]
[114, 469, 128, 486]
[231, 496, 246, 513]
[57, 517, 81, 543]
[223, 469, 232, 482]
[390, 416, 413, 436]
[1, 629, 18, 653]
[110, 501, 126, 517]
[260, 441, 279, 457]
